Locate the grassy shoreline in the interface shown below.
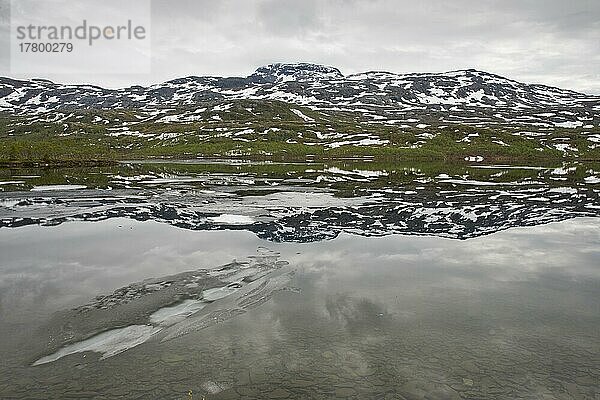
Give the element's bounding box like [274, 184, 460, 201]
[0, 152, 595, 168]
[1, 138, 593, 166]
[2, 124, 598, 166]
[0, 159, 120, 168]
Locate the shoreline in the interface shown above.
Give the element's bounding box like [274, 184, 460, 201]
[2, 153, 596, 168]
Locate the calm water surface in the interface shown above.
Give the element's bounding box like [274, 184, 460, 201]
[0, 161, 599, 399]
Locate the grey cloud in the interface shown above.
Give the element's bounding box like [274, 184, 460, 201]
[256, 0, 322, 36]
[0, 0, 9, 72]
[0, 0, 598, 93]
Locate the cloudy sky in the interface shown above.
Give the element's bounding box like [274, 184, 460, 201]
[1, 0, 599, 93]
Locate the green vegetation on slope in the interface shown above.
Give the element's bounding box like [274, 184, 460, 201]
[1, 101, 598, 165]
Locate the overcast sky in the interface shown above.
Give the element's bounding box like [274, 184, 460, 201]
[1, 0, 599, 93]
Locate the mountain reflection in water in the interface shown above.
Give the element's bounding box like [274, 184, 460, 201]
[0, 161, 598, 399]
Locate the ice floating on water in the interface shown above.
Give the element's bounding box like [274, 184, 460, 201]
[202, 283, 242, 301]
[160, 268, 295, 342]
[31, 185, 87, 191]
[32, 325, 161, 365]
[208, 214, 254, 224]
[35, 300, 210, 365]
[149, 299, 207, 326]
[33, 247, 293, 366]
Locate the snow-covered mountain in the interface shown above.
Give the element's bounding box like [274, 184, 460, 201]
[1, 63, 599, 130]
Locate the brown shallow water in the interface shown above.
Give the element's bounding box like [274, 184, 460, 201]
[0, 217, 599, 399]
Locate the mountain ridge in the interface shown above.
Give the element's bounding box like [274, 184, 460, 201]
[1, 63, 598, 126]
[0, 64, 594, 96]
[1, 63, 599, 163]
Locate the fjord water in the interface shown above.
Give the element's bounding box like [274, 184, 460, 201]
[0, 161, 599, 399]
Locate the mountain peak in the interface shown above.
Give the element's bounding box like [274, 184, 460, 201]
[0, 63, 595, 125]
[250, 63, 344, 83]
